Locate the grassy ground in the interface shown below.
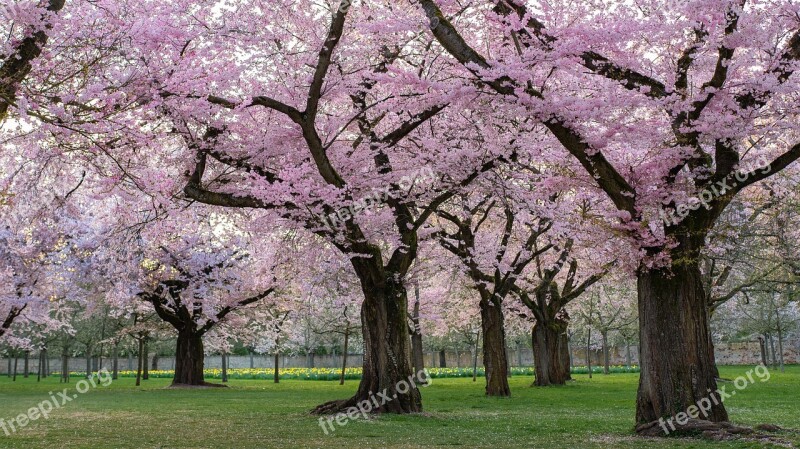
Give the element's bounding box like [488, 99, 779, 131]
[0, 366, 797, 448]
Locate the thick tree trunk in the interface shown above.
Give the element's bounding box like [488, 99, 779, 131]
[438, 350, 446, 368]
[635, 263, 728, 430]
[480, 298, 510, 396]
[173, 330, 206, 386]
[312, 280, 422, 414]
[532, 316, 571, 386]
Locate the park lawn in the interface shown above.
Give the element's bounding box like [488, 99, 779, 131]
[0, 366, 797, 449]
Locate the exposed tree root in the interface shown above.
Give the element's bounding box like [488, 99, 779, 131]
[311, 393, 423, 415]
[310, 397, 359, 415]
[168, 381, 228, 389]
[636, 419, 794, 446]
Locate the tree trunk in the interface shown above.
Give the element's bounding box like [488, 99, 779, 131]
[410, 288, 427, 385]
[531, 317, 571, 386]
[601, 330, 610, 375]
[635, 263, 728, 430]
[506, 345, 512, 377]
[340, 329, 349, 385]
[438, 350, 446, 368]
[312, 279, 422, 414]
[472, 331, 479, 382]
[768, 334, 778, 369]
[479, 298, 510, 396]
[758, 335, 768, 366]
[23, 351, 29, 378]
[85, 347, 92, 379]
[221, 353, 228, 383]
[112, 344, 119, 380]
[625, 341, 632, 370]
[775, 305, 785, 373]
[273, 352, 279, 384]
[61, 353, 69, 383]
[567, 334, 574, 370]
[173, 330, 206, 386]
[142, 340, 149, 380]
[135, 339, 143, 387]
[586, 331, 592, 379]
[410, 332, 426, 383]
[151, 353, 159, 371]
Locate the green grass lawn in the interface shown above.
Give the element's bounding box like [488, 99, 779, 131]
[0, 366, 797, 448]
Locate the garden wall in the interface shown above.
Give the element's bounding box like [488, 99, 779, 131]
[1, 339, 797, 374]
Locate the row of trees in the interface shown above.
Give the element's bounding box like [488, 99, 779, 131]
[1, 0, 799, 435]
[4, 262, 796, 380]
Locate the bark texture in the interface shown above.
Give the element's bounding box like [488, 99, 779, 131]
[480, 298, 511, 396]
[312, 278, 422, 414]
[531, 314, 571, 386]
[635, 263, 728, 427]
[174, 330, 206, 386]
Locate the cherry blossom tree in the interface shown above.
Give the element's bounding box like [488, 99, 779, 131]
[104, 211, 280, 386]
[435, 167, 615, 389]
[575, 280, 638, 375]
[87, 0, 515, 413]
[418, 0, 800, 431]
[0, 0, 66, 122]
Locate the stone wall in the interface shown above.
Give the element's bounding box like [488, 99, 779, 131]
[1, 339, 797, 374]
